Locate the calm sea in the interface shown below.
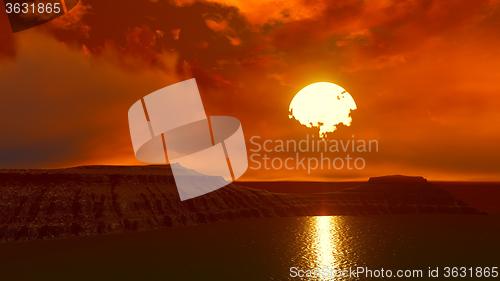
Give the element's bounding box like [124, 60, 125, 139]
[0, 215, 499, 280]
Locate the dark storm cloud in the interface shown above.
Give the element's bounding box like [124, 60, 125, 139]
[0, 140, 76, 167]
[44, 0, 258, 87]
[0, 33, 176, 168]
[0, 9, 15, 58]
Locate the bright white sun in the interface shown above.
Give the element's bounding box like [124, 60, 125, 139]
[289, 82, 357, 138]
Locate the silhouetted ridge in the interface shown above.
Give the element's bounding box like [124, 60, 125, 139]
[368, 175, 428, 184]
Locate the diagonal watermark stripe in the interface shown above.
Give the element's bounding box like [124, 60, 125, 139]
[128, 78, 248, 201]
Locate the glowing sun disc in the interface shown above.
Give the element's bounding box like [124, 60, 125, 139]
[289, 82, 357, 137]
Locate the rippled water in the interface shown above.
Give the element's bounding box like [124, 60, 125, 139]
[0, 215, 499, 281]
[294, 217, 356, 280]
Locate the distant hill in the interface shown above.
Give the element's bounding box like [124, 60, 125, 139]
[0, 165, 174, 176]
[368, 175, 428, 184]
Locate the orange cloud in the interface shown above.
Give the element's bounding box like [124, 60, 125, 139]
[175, 0, 327, 24]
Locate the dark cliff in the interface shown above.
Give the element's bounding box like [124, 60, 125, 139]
[0, 166, 480, 242]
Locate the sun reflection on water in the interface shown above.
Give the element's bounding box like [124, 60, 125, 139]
[311, 216, 341, 280]
[296, 216, 353, 280]
[314, 217, 336, 267]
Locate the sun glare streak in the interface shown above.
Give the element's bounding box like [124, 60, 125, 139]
[313, 216, 338, 280]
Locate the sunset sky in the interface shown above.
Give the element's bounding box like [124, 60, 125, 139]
[1, 0, 500, 181]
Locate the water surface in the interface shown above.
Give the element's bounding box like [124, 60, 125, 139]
[0, 215, 498, 280]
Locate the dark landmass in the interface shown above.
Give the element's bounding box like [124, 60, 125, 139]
[368, 175, 428, 184]
[0, 166, 496, 242]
